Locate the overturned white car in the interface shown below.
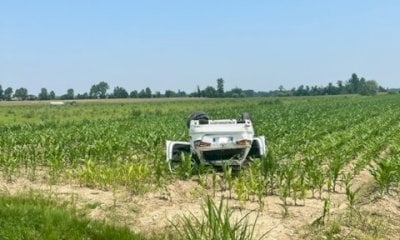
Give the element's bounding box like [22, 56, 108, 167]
[166, 111, 267, 171]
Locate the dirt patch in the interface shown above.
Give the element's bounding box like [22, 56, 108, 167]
[0, 170, 396, 239]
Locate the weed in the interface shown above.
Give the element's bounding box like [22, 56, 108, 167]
[173, 196, 263, 240]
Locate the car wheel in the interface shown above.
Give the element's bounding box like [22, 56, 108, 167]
[187, 111, 209, 128]
[241, 112, 251, 121]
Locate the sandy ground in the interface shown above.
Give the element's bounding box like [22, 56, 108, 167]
[1, 170, 399, 239]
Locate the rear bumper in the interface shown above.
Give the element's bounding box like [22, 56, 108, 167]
[194, 145, 249, 167]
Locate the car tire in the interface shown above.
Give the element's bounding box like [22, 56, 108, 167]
[241, 112, 251, 121]
[187, 111, 209, 128]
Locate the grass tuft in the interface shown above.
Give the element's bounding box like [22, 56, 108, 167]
[0, 191, 151, 240]
[173, 196, 264, 240]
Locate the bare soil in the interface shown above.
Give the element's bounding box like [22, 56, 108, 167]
[1, 170, 399, 239]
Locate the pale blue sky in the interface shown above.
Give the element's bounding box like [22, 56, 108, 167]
[1, 1, 399, 95]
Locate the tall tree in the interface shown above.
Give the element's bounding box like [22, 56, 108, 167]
[145, 87, 152, 98]
[49, 91, 56, 100]
[217, 78, 224, 96]
[327, 82, 339, 95]
[230, 87, 244, 98]
[0, 85, 3, 100]
[14, 88, 28, 100]
[360, 77, 366, 86]
[360, 80, 379, 96]
[295, 85, 307, 96]
[90, 81, 109, 98]
[38, 88, 50, 100]
[76, 92, 89, 99]
[130, 90, 138, 98]
[347, 73, 360, 94]
[4, 87, 13, 101]
[310, 86, 321, 96]
[165, 90, 176, 98]
[243, 89, 255, 97]
[177, 89, 186, 97]
[97, 81, 109, 98]
[89, 84, 99, 98]
[138, 89, 146, 98]
[66, 88, 74, 99]
[337, 80, 345, 94]
[197, 85, 201, 97]
[113, 86, 128, 98]
[203, 86, 217, 98]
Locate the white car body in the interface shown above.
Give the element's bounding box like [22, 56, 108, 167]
[166, 117, 267, 171]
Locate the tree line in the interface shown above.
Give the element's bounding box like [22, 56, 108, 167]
[273, 73, 386, 97]
[0, 73, 391, 101]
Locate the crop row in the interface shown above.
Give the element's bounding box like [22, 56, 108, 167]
[1, 95, 400, 199]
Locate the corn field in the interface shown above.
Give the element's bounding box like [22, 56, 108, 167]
[1, 95, 400, 201]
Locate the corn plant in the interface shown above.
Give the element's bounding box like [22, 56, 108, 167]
[2, 94, 400, 202]
[313, 197, 331, 226]
[176, 153, 194, 180]
[308, 166, 325, 199]
[79, 159, 95, 187]
[1, 150, 18, 182]
[291, 175, 307, 206]
[212, 170, 217, 198]
[152, 151, 167, 187]
[328, 158, 345, 192]
[234, 173, 248, 208]
[278, 161, 297, 199]
[341, 172, 353, 191]
[244, 165, 266, 209]
[369, 157, 398, 195]
[345, 184, 360, 224]
[222, 164, 234, 199]
[259, 149, 278, 195]
[279, 193, 289, 218]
